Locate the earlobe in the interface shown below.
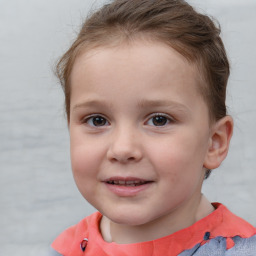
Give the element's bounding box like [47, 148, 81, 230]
[204, 116, 233, 170]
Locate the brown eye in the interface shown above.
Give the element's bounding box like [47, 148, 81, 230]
[93, 116, 106, 126]
[152, 116, 168, 126]
[86, 115, 109, 127]
[146, 114, 172, 127]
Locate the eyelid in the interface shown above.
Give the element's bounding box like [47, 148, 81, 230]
[82, 114, 110, 126]
[145, 112, 175, 125]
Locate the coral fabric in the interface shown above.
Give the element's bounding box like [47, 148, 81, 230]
[52, 203, 256, 256]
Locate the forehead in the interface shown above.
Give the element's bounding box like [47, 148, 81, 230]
[71, 40, 201, 89]
[69, 41, 211, 126]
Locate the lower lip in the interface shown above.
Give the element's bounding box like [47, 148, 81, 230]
[104, 182, 152, 197]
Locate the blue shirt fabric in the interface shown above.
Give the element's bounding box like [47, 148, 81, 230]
[180, 235, 256, 255]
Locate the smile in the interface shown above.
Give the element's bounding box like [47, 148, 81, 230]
[106, 180, 150, 186]
[103, 177, 153, 196]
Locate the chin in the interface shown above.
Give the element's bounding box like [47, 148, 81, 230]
[114, 217, 146, 226]
[104, 209, 154, 226]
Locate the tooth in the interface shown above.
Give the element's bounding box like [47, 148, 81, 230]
[119, 180, 125, 185]
[114, 181, 119, 184]
[127, 183, 135, 186]
[126, 181, 134, 185]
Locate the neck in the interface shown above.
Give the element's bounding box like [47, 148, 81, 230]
[100, 194, 214, 244]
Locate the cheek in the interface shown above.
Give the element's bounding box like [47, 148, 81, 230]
[70, 144, 101, 201]
[70, 138, 103, 180]
[147, 134, 207, 177]
[152, 145, 204, 202]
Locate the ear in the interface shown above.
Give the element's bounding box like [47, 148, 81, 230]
[204, 116, 233, 170]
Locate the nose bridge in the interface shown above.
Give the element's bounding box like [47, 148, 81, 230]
[107, 121, 142, 163]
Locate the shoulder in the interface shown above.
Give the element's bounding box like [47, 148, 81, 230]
[51, 211, 102, 256]
[227, 235, 256, 255]
[179, 235, 256, 256]
[212, 203, 256, 238]
[179, 203, 256, 256]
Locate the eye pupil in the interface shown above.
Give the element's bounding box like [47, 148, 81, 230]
[153, 116, 167, 126]
[93, 116, 106, 126]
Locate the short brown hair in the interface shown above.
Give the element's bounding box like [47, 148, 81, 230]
[56, 0, 229, 123]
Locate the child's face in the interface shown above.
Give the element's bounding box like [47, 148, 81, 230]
[69, 41, 213, 227]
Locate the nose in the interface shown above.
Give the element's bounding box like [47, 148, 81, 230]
[107, 126, 143, 163]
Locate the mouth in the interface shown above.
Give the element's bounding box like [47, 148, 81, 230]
[105, 179, 152, 187]
[103, 177, 153, 191]
[103, 177, 153, 196]
[103, 176, 154, 197]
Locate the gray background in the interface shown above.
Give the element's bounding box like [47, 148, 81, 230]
[0, 0, 255, 255]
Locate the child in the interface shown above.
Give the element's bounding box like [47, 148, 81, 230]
[50, 0, 256, 255]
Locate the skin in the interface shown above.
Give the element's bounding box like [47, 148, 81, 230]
[69, 41, 233, 244]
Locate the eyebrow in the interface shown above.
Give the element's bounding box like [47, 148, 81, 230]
[72, 99, 114, 112]
[137, 99, 190, 112]
[72, 98, 190, 113]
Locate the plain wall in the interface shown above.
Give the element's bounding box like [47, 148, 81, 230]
[0, 0, 255, 255]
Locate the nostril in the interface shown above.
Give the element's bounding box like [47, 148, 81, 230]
[108, 153, 140, 163]
[127, 156, 136, 161]
[113, 155, 136, 163]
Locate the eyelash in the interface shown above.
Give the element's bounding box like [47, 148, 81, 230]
[146, 113, 174, 127]
[82, 114, 110, 127]
[82, 113, 174, 127]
